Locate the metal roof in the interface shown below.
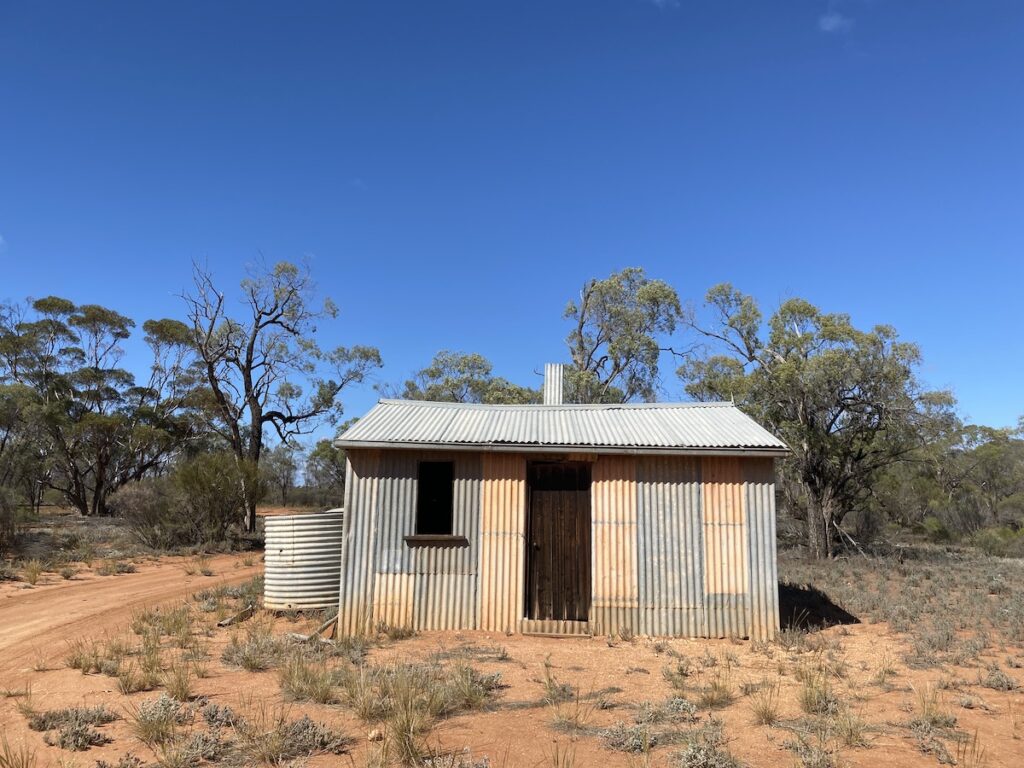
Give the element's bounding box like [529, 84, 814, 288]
[335, 399, 788, 456]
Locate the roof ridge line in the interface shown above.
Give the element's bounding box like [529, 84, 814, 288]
[375, 399, 735, 409]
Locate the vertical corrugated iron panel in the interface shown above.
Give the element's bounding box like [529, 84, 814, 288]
[636, 456, 704, 637]
[374, 451, 415, 574]
[372, 571, 415, 628]
[479, 453, 526, 632]
[373, 450, 482, 578]
[373, 450, 481, 631]
[414, 573, 477, 630]
[590, 455, 639, 636]
[701, 457, 750, 638]
[340, 446, 777, 640]
[338, 450, 380, 635]
[745, 458, 779, 640]
[339, 449, 483, 634]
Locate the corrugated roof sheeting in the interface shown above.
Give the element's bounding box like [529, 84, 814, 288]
[337, 400, 787, 453]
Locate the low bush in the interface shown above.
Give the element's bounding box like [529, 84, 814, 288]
[0, 488, 16, 559]
[278, 653, 339, 704]
[971, 527, 1024, 558]
[130, 694, 191, 747]
[798, 674, 841, 718]
[43, 722, 111, 751]
[234, 707, 350, 764]
[748, 684, 780, 726]
[221, 620, 285, 671]
[108, 452, 263, 550]
[601, 721, 656, 753]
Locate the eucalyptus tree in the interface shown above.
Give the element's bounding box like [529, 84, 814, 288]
[262, 442, 301, 506]
[182, 261, 381, 530]
[305, 437, 346, 496]
[398, 350, 539, 404]
[0, 298, 198, 516]
[564, 267, 683, 403]
[680, 283, 953, 558]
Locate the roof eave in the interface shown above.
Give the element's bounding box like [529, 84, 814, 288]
[333, 438, 789, 458]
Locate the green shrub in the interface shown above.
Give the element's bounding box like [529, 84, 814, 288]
[109, 453, 263, 549]
[922, 516, 952, 543]
[0, 488, 16, 559]
[972, 526, 1024, 558]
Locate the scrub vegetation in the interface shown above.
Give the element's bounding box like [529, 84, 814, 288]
[6, 544, 1023, 767]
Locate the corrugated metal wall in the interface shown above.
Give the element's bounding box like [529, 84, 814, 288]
[590, 456, 639, 635]
[636, 456, 704, 637]
[338, 448, 481, 633]
[478, 453, 526, 632]
[338, 450, 380, 635]
[338, 448, 777, 639]
[701, 457, 751, 638]
[744, 457, 779, 641]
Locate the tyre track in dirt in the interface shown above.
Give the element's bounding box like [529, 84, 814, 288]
[0, 553, 261, 680]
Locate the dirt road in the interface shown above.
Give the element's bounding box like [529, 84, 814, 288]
[0, 553, 261, 681]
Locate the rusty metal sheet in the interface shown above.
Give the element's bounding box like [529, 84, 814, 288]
[478, 453, 526, 632]
[590, 455, 639, 636]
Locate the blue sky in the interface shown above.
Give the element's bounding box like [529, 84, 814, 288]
[1, 1, 1022, 440]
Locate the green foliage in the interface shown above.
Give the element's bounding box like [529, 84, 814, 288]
[0, 298, 199, 516]
[873, 421, 1024, 540]
[303, 438, 346, 506]
[972, 527, 1024, 558]
[564, 267, 682, 403]
[681, 284, 953, 558]
[921, 516, 952, 543]
[0, 487, 15, 557]
[261, 444, 300, 506]
[398, 350, 539, 404]
[109, 452, 260, 548]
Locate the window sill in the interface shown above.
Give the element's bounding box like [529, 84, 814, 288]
[404, 535, 469, 547]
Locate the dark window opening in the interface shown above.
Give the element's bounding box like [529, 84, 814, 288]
[416, 461, 454, 535]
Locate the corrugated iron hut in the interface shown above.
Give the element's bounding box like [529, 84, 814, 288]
[333, 365, 788, 640]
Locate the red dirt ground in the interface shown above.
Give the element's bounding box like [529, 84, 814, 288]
[1, 558, 1022, 767]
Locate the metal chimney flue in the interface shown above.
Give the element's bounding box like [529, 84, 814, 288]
[543, 363, 564, 405]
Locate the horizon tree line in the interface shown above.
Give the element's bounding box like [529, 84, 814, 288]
[1, 262, 1021, 559]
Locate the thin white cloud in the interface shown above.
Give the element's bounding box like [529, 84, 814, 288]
[819, 10, 854, 32]
[648, 0, 680, 9]
[0, 234, 6, 252]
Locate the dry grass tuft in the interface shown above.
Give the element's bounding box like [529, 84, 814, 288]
[748, 683, 780, 726]
[0, 736, 35, 768]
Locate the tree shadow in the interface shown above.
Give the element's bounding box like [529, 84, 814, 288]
[778, 582, 859, 631]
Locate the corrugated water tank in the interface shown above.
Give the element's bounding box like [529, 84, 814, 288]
[263, 509, 343, 610]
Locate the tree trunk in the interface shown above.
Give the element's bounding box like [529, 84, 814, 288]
[806, 495, 835, 559]
[239, 468, 258, 533]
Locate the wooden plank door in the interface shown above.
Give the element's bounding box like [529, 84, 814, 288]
[526, 463, 591, 621]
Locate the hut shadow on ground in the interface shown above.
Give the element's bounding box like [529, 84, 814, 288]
[778, 582, 859, 631]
